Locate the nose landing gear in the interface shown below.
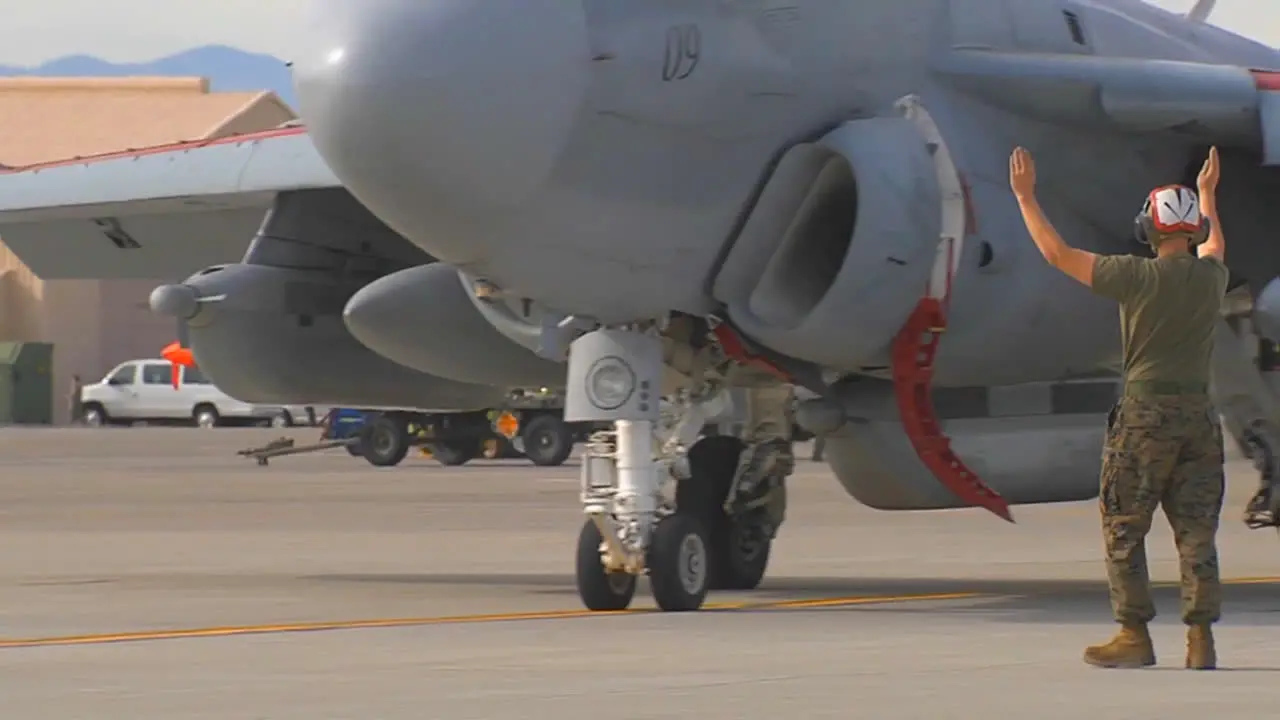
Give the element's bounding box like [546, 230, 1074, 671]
[566, 326, 731, 611]
[565, 323, 793, 612]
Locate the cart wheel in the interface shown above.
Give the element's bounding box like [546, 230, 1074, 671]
[432, 439, 482, 466]
[521, 414, 573, 467]
[362, 415, 410, 467]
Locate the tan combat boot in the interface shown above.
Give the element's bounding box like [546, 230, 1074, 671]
[1083, 623, 1156, 668]
[1186, 625, 1216, 670]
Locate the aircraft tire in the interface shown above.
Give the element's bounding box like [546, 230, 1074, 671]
[678, 435, 772, 591]
[574, 518, 636, 611]
[646, 512, 711, 612]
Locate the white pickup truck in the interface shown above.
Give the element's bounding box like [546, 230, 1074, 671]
[79, 359, 317, 428]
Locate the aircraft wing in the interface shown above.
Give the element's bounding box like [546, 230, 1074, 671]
[0, 126, 339, 279]
[936, 49, 1280, 164]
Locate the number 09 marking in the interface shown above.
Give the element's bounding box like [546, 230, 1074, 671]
[662, 24, 701, 81]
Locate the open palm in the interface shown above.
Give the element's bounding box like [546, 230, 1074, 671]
[1010, 147, 1036, 199]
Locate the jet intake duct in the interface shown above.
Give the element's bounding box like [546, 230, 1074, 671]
[343, 263, 566, 387]
[158, 263, 502, 410]
[714, 115, 945, 370]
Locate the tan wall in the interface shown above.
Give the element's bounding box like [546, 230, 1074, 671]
[0, 241, 175, 423]
[97, 278, 177, 373]
[39, 280, 100, 421]
[0, 243, 42, 341]
[36, 278, 175, 424]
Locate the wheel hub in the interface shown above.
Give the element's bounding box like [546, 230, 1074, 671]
[677, 534, 706, 595]
[606, 572, 631, 594]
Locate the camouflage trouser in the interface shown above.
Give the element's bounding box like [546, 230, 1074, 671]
[1100, 395, 1225, 625]
[734, 383, 795, 531]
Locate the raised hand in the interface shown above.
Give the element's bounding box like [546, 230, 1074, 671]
[1009, 146, 1036, 200]
[1197, 146, 1220, 195]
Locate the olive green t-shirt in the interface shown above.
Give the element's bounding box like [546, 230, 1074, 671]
[1091, 253, 1229, 384]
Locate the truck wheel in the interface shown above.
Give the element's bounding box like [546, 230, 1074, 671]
[432, 439, 481, 466]
[193, 404, 220, 429]
[82, 403, 107, 427]
[521, 414, 573, 467]
[362, 414, 410, 467]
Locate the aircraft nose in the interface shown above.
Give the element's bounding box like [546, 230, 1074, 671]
[293, 0, 592, 263]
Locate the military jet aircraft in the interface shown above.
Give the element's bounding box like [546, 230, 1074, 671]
[2, 0, 1278, 612]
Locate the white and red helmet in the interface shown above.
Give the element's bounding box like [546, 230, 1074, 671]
[1133, 184, 1211, 247]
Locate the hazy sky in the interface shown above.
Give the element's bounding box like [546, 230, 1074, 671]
[2, 0, 1278, 65]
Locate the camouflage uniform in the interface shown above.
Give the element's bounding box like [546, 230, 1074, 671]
[1101, 393, 1224, 626]
[1086, 250, 1229, 669]
[732, 382, 795, 534]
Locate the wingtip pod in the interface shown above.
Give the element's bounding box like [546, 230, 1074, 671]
[160, 341, 194, 389]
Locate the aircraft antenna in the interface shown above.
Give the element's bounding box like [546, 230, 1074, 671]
[1187, 0, 1216, 22]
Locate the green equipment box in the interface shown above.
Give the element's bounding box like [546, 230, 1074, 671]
[0, 342, 53, 425]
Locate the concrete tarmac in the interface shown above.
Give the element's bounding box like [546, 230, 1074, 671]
[1, 427, 1278, 719]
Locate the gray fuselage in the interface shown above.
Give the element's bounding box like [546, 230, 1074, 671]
[290, 0, 1280, 386]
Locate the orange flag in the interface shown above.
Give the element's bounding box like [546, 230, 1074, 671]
[160, 341, 194, 389]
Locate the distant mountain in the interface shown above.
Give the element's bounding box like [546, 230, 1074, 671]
[0, 45, 296, 107]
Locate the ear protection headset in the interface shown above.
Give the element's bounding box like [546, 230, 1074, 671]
[1132, 184, 1211, 248]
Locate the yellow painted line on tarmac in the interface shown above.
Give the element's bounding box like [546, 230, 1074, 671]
[1220, 576, 1280, 586]
[10, 577, 1272, 651]
[1152, 575, 1280, 588]
[762, 592, 980, 610]
[0, 591, 978, 650]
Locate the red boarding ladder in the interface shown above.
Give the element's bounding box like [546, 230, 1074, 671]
[889, 95, 1013, 523]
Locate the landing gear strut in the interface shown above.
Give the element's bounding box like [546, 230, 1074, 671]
[567, 327, 725, 611]
[566, 325, 793, 611]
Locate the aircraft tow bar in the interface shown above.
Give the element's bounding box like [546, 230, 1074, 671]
[889, 95, 1013, 523]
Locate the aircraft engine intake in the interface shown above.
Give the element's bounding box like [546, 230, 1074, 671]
[713, 112, 955, 371]
[150, 188, 505, 410]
